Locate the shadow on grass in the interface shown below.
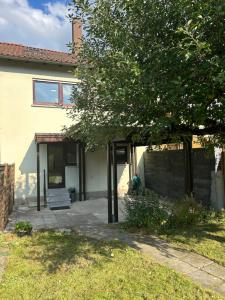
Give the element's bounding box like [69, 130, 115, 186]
[112, 220, 225, 262]
[160, 222, 225, 245]
[23, 231, 127, 274]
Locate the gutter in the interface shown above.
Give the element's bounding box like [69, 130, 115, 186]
[0, 55, 76, 67]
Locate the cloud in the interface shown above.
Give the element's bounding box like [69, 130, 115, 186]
[0, 0, 72, 51]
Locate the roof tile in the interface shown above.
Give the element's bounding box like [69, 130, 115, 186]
[0, 42, 76, 66]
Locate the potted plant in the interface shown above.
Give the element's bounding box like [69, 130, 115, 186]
[15, 221, 33, 237]
[68, 187, 76, 202]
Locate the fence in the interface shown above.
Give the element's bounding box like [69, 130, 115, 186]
[0, 164, 15, 230]
[144, 149, 215, 206]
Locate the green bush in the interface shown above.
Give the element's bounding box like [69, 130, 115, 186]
[166, 196, 203, 228]
[15, 221, 32, 234]
[124, 190, 224, 231]
[124, 190, 169, 230]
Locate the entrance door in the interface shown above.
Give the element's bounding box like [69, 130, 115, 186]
[47, 143, 65, 188]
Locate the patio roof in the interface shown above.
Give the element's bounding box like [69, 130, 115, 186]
[35, 133, 65, 144]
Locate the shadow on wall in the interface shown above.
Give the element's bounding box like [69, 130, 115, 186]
[143, 148, 216, 206]
[16, 139, 37, 202]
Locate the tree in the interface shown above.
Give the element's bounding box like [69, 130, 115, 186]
[66, 0, 225, 147]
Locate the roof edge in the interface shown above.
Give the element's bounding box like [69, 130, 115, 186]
[0, 54, 76, 67]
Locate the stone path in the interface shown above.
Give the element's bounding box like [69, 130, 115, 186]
[77, 224, 225, 297]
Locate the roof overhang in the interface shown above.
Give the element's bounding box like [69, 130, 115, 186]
[0, 55, 76, 67]
[35, 133, 65, 144]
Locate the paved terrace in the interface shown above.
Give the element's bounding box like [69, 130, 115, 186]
[6, 198, 125, 230]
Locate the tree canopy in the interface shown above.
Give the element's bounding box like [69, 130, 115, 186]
[66, 0, 225, 147]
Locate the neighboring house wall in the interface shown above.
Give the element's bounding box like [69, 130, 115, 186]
[144, 148, 215, 206]
[0, 60, 131, 205]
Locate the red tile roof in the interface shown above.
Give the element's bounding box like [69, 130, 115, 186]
[0, 42, 76, 66]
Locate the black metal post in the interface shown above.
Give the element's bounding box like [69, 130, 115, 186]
[78, 141, 82, 201]
[130, 145, 134, 177]
[43, 169, 47, 207]
[82, 143, 86, 200]
[128, 144, 132, 182]
[112, 142, 118, 222]
[107, 142, 113, 223]
[183, 136, 193, 196]
[37, 143, 40, 211]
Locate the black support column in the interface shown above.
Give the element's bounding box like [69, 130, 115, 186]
[107, 142, 113, 223]
[129, 144, 132, 182]
[183, 136, 193, 196]
[78, 141, 82, 201]
[82, 143, 86, 201]
[37, 143, 41, 211]
[112, 142, 118, 222]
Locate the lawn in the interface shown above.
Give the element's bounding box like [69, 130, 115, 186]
[0, 231, 223, 300]
[158, 221, 225, 267]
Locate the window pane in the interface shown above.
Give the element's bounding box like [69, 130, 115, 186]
[65, 143, 77, 165]
[62, 84, 75, 105]
[111, 146, 128, 164]
[34, 81, 59, 103]
[116, 147, 128, 164]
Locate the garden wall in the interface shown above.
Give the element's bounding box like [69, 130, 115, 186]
[144, 149, 215, 206]
[0, 164, 15, 230]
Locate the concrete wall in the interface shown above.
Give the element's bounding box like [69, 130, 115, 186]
[0, 60, 132, 205]
[144, 148, 215, 206]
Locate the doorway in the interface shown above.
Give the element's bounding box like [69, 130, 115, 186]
[47, 143, 65, 188]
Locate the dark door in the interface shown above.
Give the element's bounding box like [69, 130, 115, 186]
[47, 143, 65, 188]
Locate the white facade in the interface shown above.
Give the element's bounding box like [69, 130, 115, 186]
[0, 59, 145, 207]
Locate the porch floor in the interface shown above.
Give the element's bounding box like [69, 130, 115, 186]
[6, 198, 125, 231]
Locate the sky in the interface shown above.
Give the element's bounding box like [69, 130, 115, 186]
[0, 0, 72, 51]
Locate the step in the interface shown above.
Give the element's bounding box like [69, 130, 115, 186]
[48, 200, 71, 210]
[47, 188, 69, 197]
[47, 195, 71, 203]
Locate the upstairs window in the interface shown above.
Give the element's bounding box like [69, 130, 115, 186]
[62, 83, 74, 105]
[33, 80, 76, 106]
[34, 81, 59, 104]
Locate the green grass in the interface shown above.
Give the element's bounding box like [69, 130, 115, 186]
[0, 231, 223, 300]
[158, 221, 225, 267]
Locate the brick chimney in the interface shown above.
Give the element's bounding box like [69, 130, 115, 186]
[72, 18, 82, 54]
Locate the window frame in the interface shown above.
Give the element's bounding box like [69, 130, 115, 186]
[33, 79, 76, 107]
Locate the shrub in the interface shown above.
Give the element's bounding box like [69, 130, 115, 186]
[15, 221, 33, 235]
[123, 190, 223, 231]
[123, 190, 169, 230]
[166, 196, 202, 228]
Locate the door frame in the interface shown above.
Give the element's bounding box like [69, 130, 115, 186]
[47, 142, 65, 189]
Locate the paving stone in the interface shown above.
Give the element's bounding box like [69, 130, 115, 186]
[202, 263, 225, 281]
[165, 258, 197, 274]
[188, 269, 223, 288]
[164, 247, 189, 259]
[182, 252, 213, 268]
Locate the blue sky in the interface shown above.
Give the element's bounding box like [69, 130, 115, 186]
[28, 0, 67, 10]
[0, 0, 72, 51]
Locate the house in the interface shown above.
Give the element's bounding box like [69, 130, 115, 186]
[0, 20, 145, 210]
